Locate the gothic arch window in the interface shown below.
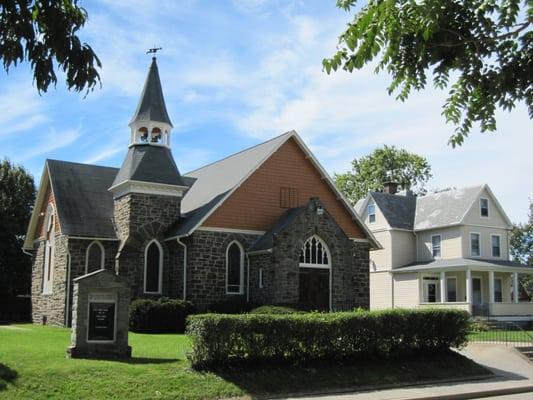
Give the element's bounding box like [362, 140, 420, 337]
[42, 204, 55, 294]
[144, 239, 163, 294]
[299, 235, 331, 268]
[85, 241, 105, 274]
[226, 241, 244, 294]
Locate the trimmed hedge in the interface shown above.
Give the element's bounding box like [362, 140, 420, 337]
[250, 305, 298, 314]
[186, 308, 471, 369]
[129, 298, 195, 333]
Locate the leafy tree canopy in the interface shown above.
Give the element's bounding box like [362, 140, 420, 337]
[0, 0, 101, 93]
[334, 145, 432, 203]
[323, 0, 533, 147]
[0, 159, 35, 298]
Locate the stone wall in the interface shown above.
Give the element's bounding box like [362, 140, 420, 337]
[185, 230, 260, 310]
[248, 253, 275, 305]
[31, 232, 69, 327]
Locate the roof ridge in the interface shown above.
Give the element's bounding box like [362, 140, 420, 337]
[184, 130, 294, 175]
[46, 159, 119, 171]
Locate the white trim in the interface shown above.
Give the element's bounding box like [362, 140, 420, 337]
[351, 238, 371, 243]
[431, 234, 442, 258]
[226, 240, 245, 295]
[42, 204, 55, 295]
[109, 179, 188, 199]
[85, 241, 105, 275]
[421, 274, 440, 303]
[23, 164, 52, 249]
[491, 234, 502, 258]
[197, 226, 266, 235]
[299, 235, 331, 268]
[470, 232, 481, 257]
[143, 239, 163, 294]
[480, 197, 490, 218]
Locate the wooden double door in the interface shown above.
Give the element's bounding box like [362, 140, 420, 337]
[299, 267, 330, 311]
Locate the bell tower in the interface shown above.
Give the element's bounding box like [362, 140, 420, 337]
[109, 55, 188, 294]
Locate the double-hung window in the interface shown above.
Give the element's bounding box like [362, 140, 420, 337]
[470, 233, 481, 257]
[368, 203, 376, 224]
[491, 235, 501, 258]
[431, 235, 441, 258]
[480, 198, 489, 217]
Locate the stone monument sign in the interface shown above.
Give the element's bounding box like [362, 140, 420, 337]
[67, 269, 131, 359]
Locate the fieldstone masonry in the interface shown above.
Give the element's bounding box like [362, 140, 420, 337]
[67, 269, 131, 359]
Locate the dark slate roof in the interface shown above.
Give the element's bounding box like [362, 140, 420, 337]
[371, 192, 416, 230]
[130, 57, 172, 127]
[112, 145, 186, 188]
[248, 207, 306, 252]
[394, 257, 530, 272]
[47, 160, 118, 239]
[165, 191, 230, 239]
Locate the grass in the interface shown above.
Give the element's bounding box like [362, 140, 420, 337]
[469, 330, 533, 343]
[0, 324, 491, 400]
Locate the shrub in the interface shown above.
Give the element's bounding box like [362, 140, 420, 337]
[250, 305, 298, 314]
[186, 308, 471, 369]
[206, 296, 252, 314]
[129, 298, 195, 333]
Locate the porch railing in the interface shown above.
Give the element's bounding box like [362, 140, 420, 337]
[469, 320, 533, 347]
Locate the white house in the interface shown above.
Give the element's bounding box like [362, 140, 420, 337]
[356, 183, 533, 320]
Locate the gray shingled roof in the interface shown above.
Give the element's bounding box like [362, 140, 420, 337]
[130, 57, 172, 127]
[414, 186, 483, 230]
[112, 145, 186, 188]
[248, 207, 306, 252]
[394, 257, 530, 272]
[372, 192, 416, 230]
[47, 160, 118, 239]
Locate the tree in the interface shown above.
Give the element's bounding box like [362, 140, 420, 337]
[0, 0, 101, 93]
[334, 145, 431, 203]
[510, 201, 533, 299]
[0, 159, 35, 301]
[323, 0, 533, 147]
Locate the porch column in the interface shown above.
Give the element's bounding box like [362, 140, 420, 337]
[440, 271, 446, 303]
[466, 269, 472, 304]
[513, 272, 519, 304]
[489, 271, 495, 303]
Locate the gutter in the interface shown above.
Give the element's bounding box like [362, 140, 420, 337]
[176, 236, 188, 301]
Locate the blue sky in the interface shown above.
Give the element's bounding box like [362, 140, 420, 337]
[0, 0, 531, 223]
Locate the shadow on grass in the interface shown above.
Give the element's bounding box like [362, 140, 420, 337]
[210, 351, 493, 399]
[0, 363, 18, 391]
[115, 357, 180, 365]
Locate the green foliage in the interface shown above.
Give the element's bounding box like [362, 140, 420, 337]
[334, 145, 431, 203]
[511, 200, 533, 298]
[250, 305, 299, 314]
[129, 298, 195, 333]
[206, 295, 252, 314]
[0, 159, 35, 311]
[186, 308, 471, 370]
[0, 0, 101, 93]
[324, 0, 533, 146]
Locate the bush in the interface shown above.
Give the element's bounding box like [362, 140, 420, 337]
[250, 305, 298, 314]
[0, 295, 31, 323]
[129, 298, 195, 333]
[206, 296, 252, 314]
[186, 308, 471, 369]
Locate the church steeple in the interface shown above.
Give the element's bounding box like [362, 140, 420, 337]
[129, 57, 173, 147]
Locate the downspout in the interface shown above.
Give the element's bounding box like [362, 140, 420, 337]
[65, 252, 72, 327]
[22, 248, 33, 257]
[246, 254, 250, 303]
[176, 236, 187, 301]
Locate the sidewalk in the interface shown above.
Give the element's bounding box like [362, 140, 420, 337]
[286, 344, 533, 400]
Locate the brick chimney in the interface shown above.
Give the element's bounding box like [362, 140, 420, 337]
[383, 181, 399, 195]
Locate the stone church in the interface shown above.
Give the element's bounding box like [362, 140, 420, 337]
[24, 57, 379, 327]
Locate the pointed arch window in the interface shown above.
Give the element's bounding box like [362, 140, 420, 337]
[299, 235, 330, 268]
[85, 241, 105, 274]
[144, 240, 163, 294]
[226, 241, 244, 294]
[42, 205, 55, 294]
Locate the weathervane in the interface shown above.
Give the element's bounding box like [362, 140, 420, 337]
[146, 47, 162, 58]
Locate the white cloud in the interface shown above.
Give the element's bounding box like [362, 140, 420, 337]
[16, 129, 82, 161]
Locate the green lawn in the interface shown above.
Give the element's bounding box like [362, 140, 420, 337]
[0, 324, 491, 400]
[469, 330, 533, 343]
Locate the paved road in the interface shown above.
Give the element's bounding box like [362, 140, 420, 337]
[475, 392, 533, 399]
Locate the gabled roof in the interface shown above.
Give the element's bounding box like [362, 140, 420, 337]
[248, 207, 306, 252]
[357, 192, 416, 230]
[24, 160, 120, 249]
[130, 57, 172, 127]
[111, 145, 186, 188]
[168, 130, 381, 249]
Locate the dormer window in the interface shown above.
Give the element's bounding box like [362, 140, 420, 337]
[368, 203, 376, 223]
[480, 198, 489, 217]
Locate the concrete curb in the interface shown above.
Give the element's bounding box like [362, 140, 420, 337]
[409, 384, 533, 400]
